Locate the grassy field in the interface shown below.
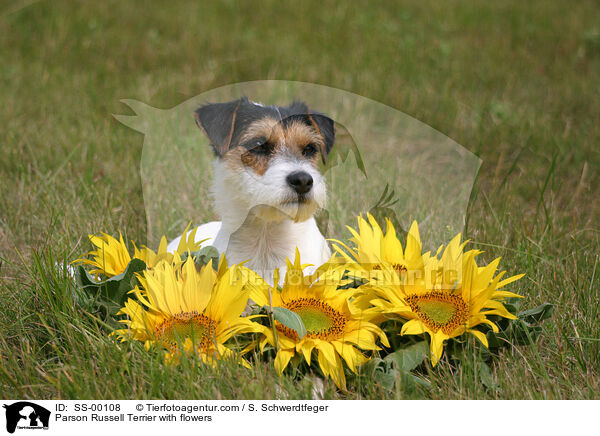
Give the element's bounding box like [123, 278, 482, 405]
[1, 0, 599, 399]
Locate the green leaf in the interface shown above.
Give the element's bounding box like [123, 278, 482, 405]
[478, 362, 499, 392]
[518, 303, 554, 324]
[358, 357, 383, 377]
[74, 265, 100, 290]
[384, 341, 428, 371]
[375, 344, 431, 393]
[405, 372, 431, 389]
[503, 301, 520, 316]
[486, 330, 503, 349]
[72, 267, 98, 309]
[483, 303, 553, 351]
[510, 320, 542, 345]
[374, 366, 396, 390]
[486, 319, 543, 349]
[74, 258, 146, 311]
[397, 371, 431, 393]
[181, 246, 220, 270]
[268, 306, 307, 339]
[102, 258, 146, 305]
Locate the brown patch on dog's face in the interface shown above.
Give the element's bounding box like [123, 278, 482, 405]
[238, 117, 282, 146]
[222, 117, 325, 175]
[240, 148, 270, 175]
[283, 120, 324, 165]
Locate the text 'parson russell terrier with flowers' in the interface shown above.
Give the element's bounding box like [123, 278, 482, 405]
[167, 97, 335, 282]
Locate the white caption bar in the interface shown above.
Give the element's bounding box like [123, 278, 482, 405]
[0, 400, 592, 435]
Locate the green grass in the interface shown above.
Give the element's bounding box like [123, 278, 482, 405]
[1, 0, 599, 399]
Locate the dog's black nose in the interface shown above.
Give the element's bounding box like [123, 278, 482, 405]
[286, 171, 313, 194]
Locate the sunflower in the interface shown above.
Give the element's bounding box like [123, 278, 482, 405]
[73, 224, 203, 278]
[370, 231, 524, 366]
[249, 250, 389, 390]
[331, 213, 427, 282]
[329, 213, 436, 324]
[114, 254, 261, 366]
[72, 232, 134, 278]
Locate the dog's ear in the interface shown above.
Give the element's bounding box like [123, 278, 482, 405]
[286, 101, 309, 114]
[308, 113, 335, 163]
[194, 99, 244, 156]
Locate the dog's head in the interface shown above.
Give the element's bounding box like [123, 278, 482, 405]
[194, 97, 335, 223]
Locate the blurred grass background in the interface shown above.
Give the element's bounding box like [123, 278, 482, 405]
[0, 0, 599, 399]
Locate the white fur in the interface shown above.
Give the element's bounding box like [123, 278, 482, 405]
[167, 157, 331, 284]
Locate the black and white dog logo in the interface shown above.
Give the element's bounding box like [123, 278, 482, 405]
[3, 402, 50, 434]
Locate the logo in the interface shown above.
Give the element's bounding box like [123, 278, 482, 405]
[2, 402, 50, 434]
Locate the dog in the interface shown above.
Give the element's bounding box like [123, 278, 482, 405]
[167, 97, 335, 283]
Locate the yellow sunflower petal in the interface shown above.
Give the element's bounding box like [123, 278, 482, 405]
[274, 349, 295, 375]
[468, 329, 489, 348]
[115, 250, 255, 368]
[401, 319, 427, 336]
[497, 273, 525, 289]
[429, 332, 447, 366]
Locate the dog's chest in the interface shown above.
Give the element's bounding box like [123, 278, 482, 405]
[224, 217, 330, 278]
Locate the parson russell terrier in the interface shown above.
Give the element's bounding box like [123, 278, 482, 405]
[167, 97, 335, 282]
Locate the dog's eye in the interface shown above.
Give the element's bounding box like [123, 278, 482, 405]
[246, 138, 272, 156]
[302, 143, 318, 157]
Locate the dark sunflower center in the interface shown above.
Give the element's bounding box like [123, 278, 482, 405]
[276, 297, 347, 340]
[405, 292, 468, 334]
[154, 311, 217, 351]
